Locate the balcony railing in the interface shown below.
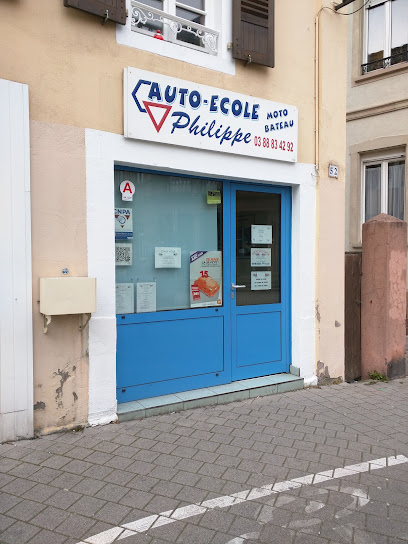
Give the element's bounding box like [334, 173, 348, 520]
[131, 1, 219, 54]
[362, 47, 408, 74]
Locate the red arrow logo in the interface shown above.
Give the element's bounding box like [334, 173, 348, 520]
[143, 101, 172, 133]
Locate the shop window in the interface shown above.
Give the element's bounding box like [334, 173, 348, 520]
[363, 155, 406, 222]
[114, 170, 223, 314]
[131, 0, 219, 54]
[362, 0, 408, 74]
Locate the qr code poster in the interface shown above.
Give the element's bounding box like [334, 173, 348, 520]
[115, 208, 133, 240]
[115, 243, 132, 266]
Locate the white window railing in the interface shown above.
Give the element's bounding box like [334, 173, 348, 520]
[131, 1, 219, 54]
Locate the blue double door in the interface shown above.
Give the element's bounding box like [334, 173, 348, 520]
[116, 181, 291, 403]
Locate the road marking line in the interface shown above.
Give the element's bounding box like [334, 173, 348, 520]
[76, 455, 408, 544]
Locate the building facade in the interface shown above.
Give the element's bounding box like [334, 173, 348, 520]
[346, 0, 408, 253]
[0, 0, 347, 440]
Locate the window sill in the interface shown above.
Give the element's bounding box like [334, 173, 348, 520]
[354, 61, 408, 86]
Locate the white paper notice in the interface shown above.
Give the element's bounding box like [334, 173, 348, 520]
[116, 283, 134, 314]
[251, 271, 272, 290]
[155, 247, 181, 268]
[137, 282, 156, 313]
[251, 248, 271, 267]
[251, 225, 272, 244]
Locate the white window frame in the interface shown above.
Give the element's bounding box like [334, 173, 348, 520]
[363, 0, 406, 71]
[116, 0, 235, 75]
[361, 149, 406, 229]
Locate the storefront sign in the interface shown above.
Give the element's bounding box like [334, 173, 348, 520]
[251, 224, 272, 244]
[125, 68, 298, 162]
[251, 248, 271, 267]
[116, 283, 134, 314]
[137, 282, 156, 313]
[190, 251, 222, 308]
[251, 271, 271, 290]
[155, 247, 181, 268]
[115, 208, 133, 239]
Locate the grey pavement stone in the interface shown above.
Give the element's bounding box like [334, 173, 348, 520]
[45, 489, 82, 509]
[70, 476, 107, 496]
[93, 501, 131, 525]
[54, 512, 96, 539]
[0, 520, 41, 543]
[95, 482, 129, 501]
[6, 498, 46, 521]
[27, 528, 68, 544]
[0, 493, 22, 514]
[103, 468, 135, 485]
[0, 513, 16, 531]
[29, 505, 70, 530]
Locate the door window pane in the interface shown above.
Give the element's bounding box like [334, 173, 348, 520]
[365, 164, 381, 221]
[236, 191, 281, 306]
[367, 4, 385, 68]
[115, 171, 222, 314]
[388, 161, 405, 219]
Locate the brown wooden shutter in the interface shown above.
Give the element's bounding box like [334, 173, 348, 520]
[63, 0, 126, 25]
[233, 0, 274, 67]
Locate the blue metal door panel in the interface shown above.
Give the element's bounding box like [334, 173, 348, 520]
[117, 314, 224, 401]
[236, 311, 282, 367]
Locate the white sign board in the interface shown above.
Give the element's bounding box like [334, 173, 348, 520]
[155, 247, 181, 268]
[120, 180, 135, 202]
[251, 225, 272, 244]
[251, 271, 272, 291]
[116, 283, 134, 314]
[251, 248, 271, 267]
[125, 68, 298, 162]
[137, 282, 156, 313]
[115, 208, 133, 240]
[190, 251, 222, 308]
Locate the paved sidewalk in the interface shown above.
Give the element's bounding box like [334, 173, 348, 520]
[1, 380, 408, 544]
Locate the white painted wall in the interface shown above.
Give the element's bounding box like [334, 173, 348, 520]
[86, 129, 317, 425]
[0, 79, 33, 442]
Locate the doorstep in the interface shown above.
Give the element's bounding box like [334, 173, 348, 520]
[117, 372, 304, 422]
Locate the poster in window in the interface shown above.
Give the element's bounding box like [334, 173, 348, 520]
[155, 247, 181, 268]
[251, 248, 271, 267]
[136, 282, 156, 313]
[251, 271, 271, 290]
[251, 224, 272, 244]
[190, 251, 222, 308]
[116, 283, 134, 314]
[115, 208, 133, 240]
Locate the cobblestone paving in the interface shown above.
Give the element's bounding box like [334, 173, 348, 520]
[1, 380, 408, 544]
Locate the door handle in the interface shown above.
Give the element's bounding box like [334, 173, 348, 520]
[231, 284, 246, 289]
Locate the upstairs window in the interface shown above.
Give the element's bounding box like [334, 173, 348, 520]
[363, 0, 408, 74]
[131, 0, 218, 54]
[363, 154, 406, 222]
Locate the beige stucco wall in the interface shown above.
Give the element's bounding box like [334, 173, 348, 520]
[0, 0, 347, 431]
[30, 122, 89, 433]
[315, 6, 347, 380]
